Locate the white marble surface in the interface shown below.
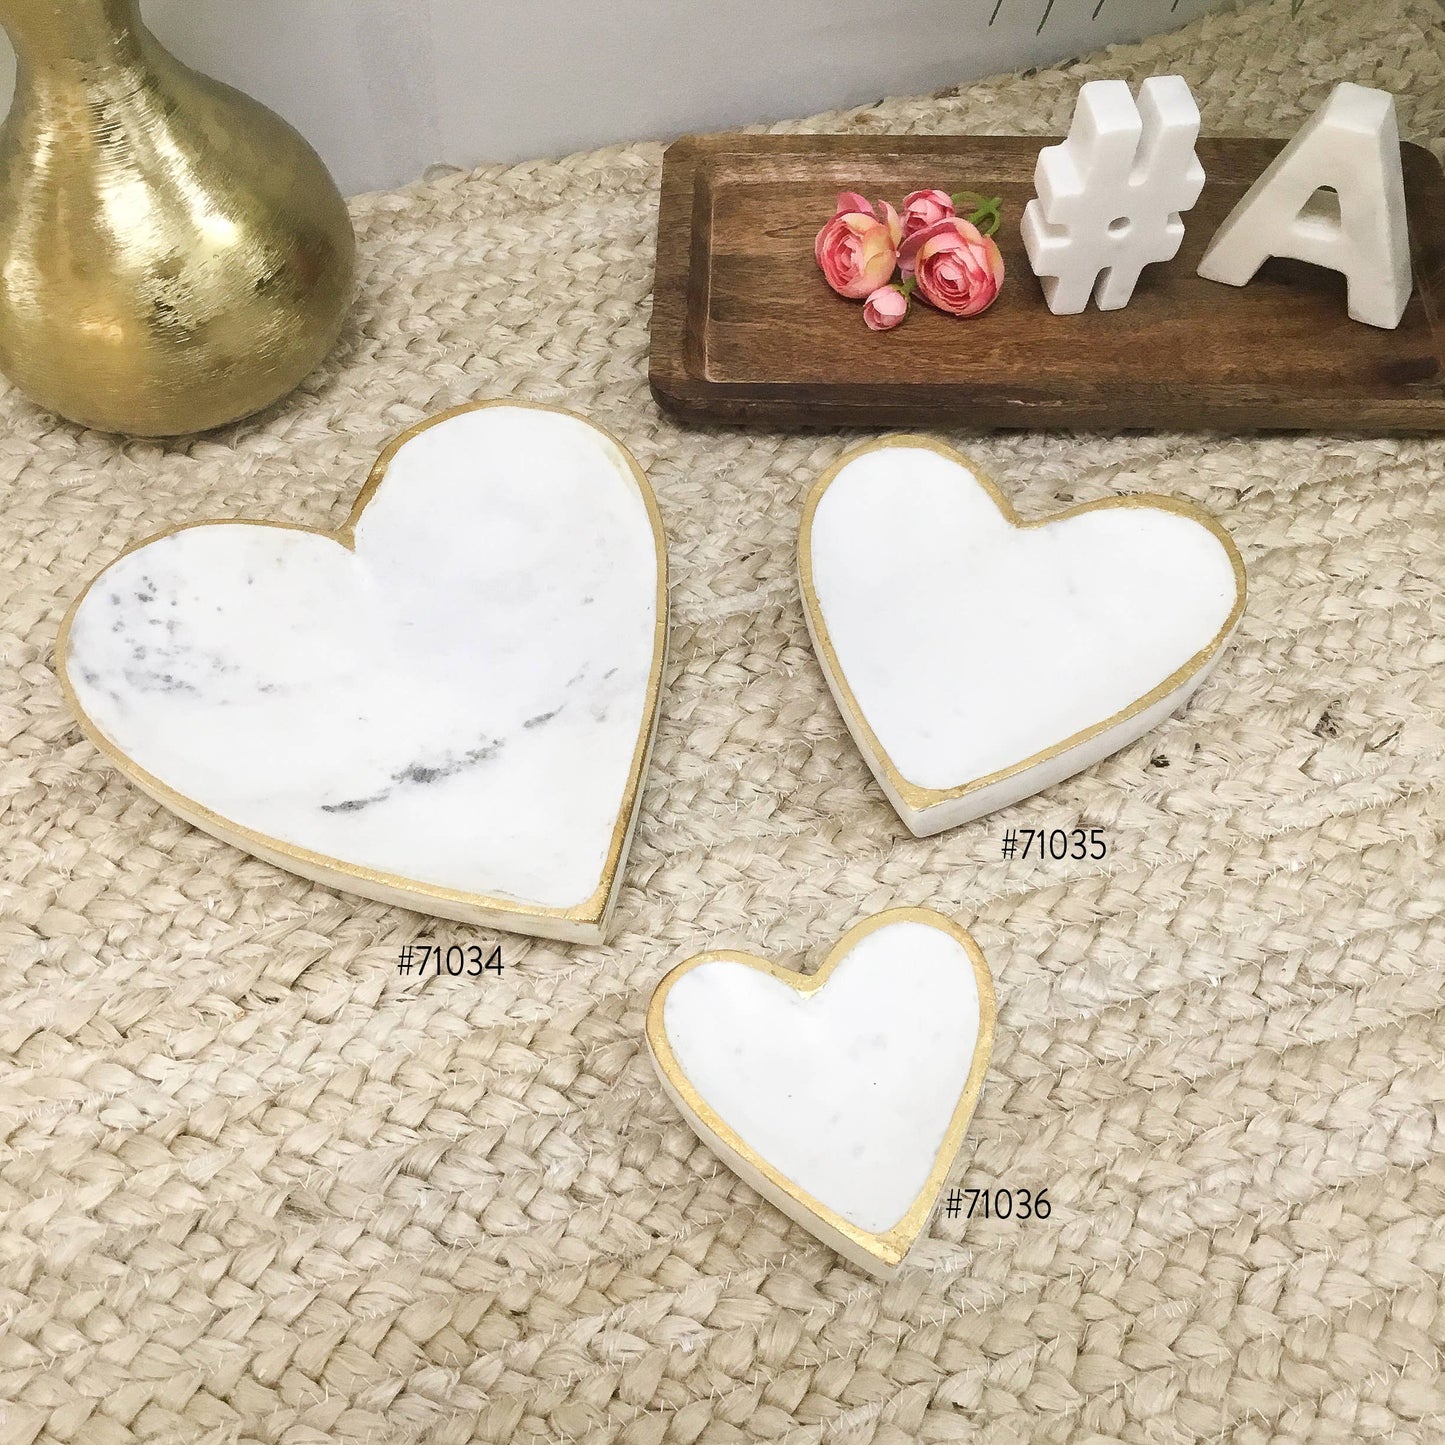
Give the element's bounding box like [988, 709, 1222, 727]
[807, 444, 1240, 813]
[1022, 76, 1205, 314]
[64, 406, 660, 913]
[1198, 82, 1413, 330]
[661, 920, 983, 1235]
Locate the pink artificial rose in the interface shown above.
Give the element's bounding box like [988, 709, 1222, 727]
[901, 188, 955, 239]
[900, 217, 1005, 317]
[815, 192, 903, 299]
[863, 283, 910, 331]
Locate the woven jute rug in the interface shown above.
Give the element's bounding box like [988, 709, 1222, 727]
[5, 0, 1445, 1440]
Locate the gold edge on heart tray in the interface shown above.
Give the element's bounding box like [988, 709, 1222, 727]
[645, 906, 998, 1273]
[796, 433, 1249, 817]
[52, 398, 671, 944]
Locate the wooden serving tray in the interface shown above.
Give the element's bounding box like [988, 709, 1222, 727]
[650, 133, 1445, 432]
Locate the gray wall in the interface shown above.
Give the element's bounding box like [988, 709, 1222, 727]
[0, 0, 1232, 194]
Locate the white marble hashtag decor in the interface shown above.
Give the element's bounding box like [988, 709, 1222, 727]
[1022, 75, 1206, 313]
[57, 401, 669, 942]
[799, 436, 1246, 837]
[647, 907, 996, 1277]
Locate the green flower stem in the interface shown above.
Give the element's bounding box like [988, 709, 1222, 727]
[952, 191, 1004, 238]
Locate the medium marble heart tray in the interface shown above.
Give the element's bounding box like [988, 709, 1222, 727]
[649, 133, 1445, 432]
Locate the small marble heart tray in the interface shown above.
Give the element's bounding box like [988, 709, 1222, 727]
[56, 401, 670, 943]
[648, 907, 996, 1276]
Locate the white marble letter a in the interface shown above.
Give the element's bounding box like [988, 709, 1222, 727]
[1022, 76, 1205, 314]
[1197, 83, 1413, 330]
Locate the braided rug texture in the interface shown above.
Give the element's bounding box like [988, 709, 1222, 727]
[4, 0, 1445, 1440]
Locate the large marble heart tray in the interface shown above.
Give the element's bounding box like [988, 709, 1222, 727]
[650, 132, 1445, 432]
[56, 401, 670, 942]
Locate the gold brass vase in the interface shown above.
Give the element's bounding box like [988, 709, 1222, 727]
[0, 0, 356, 436]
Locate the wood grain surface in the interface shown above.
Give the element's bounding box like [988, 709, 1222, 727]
[650, 133, 1445, 432]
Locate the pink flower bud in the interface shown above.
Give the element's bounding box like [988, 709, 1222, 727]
[863, 283, 910, 331]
